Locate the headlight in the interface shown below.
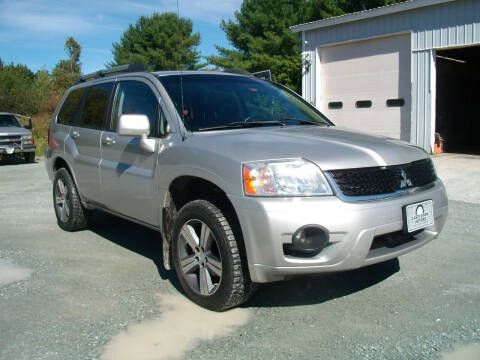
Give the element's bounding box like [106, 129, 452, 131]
[22, 134, 33, 145]
[243, 159, 333, 196]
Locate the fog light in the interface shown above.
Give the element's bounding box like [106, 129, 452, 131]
[283, 225, 329, 257]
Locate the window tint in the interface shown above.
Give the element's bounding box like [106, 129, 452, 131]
[386, 98, 405, 107]
[79, 83, 114, 129]
[111, 81, 159, 136]
[158, 75, 332, 131]
[57, 88, 84, 125]
[0, 114, 21, 127]
[356, 100, 372, 108]
[158, 107, 169, 136]
[328, 102, 343, 109]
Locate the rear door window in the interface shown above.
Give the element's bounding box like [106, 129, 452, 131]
[111, 81, 159, 136]
[57, 88, 85, 125]
[78, 83, 114, 129]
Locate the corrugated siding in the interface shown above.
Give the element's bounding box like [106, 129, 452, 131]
[412, 50, 434, 150]
[301, 50, 316, 104]
[304, 0, 480, 52]
[302, 0, 480, 150]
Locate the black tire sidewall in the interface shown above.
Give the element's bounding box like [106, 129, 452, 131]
[25, 153, 35, 163]
[172, 201, 237, 311]
[53, 169, 76, 231]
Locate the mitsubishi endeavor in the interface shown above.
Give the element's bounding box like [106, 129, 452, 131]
[45, 64, 448, 311]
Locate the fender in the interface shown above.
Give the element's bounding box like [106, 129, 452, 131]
[52, 155, 89, 207]
[158, 167, 236, 271]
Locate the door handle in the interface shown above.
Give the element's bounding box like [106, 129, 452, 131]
[71, 130, 80, 139]
[102, 136, 116, 146]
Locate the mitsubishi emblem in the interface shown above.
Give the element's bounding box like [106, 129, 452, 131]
[400, 169, 412, 188]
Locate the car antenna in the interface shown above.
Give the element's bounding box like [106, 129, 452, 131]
[177, 0, 187, 141]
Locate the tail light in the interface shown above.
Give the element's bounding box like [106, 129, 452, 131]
[48, 127, 59, 151]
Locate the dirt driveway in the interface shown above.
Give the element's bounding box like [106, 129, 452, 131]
[1, 156, 479, 360]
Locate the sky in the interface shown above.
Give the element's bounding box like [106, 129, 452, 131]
[0, 0, 242, 74]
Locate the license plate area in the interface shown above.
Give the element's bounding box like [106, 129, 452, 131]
[403, 200, 434, 233]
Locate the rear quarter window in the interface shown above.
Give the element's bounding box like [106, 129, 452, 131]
[57, 88, 85, 125]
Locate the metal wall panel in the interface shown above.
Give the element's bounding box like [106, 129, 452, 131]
[411, 50, 434, 150]
[301, 50, 316, 104]
[302, 0, 480, 150]
[304, 0, 480, 52]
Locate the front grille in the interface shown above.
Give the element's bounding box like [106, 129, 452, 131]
[326, 158, 436, 197]
[370, 230, 422, 250]
[0, 135, 21, 146]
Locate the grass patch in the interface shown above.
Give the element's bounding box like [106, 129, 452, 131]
[32, 113, 51, 156]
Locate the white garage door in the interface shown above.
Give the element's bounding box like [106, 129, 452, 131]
[317, 34, 411, 140]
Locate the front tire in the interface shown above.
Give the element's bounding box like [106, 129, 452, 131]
[53, 168, 88, 231]
[172, 200, 254, 311]
[24, 152, 35, 163]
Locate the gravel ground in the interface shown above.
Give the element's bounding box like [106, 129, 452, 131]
[0, 156, 479, 360]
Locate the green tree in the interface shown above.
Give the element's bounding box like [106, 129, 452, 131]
[110, 12, 201, 70]
[338, 0, 401, 12]
[0, 60, 38, 114]
[34, 68, 58, 113]
[52, 36, 82, 92]
[64, 36, 82, 74]
[208, 0, 404, 93]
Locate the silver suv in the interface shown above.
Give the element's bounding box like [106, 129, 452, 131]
[45, 64, 448, 311]
[0, 112, 36, 163]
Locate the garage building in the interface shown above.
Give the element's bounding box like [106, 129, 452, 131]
[291, 0, 480, 153]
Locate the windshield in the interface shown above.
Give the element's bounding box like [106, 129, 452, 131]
[0, 114, 21, 127]
[158, 74, 333, 131]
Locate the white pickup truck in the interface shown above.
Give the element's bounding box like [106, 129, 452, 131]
[0, 112, 35, 163]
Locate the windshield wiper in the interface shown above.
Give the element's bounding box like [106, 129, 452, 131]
[282, 118, 330, 126]
[198, 120, 285, 132]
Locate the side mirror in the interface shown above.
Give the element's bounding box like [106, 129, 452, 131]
[117, 114, 155, 153]
[24, 118, 33, 130]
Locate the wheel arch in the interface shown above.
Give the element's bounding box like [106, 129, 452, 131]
[161, 175, 247, 273]
[52, 156, 85, 204]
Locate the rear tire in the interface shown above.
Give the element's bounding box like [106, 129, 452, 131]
[172, 199, 255, 311]
[25, 152, 35, 163]
[53, 168, 89, 231]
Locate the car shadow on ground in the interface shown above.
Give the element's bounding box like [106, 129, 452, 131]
[88, 210, 400, 309]
[0, 157, 36, 166]
[87, 210, 183, 293]
[244, 259, 400, 308]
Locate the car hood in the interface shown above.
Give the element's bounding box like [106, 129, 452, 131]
[190, 126, 428, 170]
[0, 126, 31, 136]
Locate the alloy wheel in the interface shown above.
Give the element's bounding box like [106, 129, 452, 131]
[177, 219, 223, 295]
[55, 178, 70, 223]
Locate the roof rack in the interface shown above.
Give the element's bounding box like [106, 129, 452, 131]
[223, 68, 253, 76]
[251, 70, 272, 81]
[223, 68, 273, 81]
[75, 62, 147, 84]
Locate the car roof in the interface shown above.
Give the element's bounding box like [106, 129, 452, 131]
[0, 112, 30, 118]
[152, 70, 246, 77]
[69, 70, 255, 91]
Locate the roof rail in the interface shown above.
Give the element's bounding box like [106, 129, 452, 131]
[75, 62, 147, 84]
[223, 68, 273, 81]
[223, 68, 253, 76]
[251, 70, 272, 81]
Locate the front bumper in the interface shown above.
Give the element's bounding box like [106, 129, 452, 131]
[229, 180, 448, 283]
[0, 144, 35, 155]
